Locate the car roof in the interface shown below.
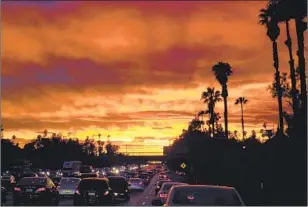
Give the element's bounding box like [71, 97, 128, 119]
[172, 185, 235, 190]
[81, 177, 108, 181]
[107, 176, 126, 179]
[162, 182, 186, 185]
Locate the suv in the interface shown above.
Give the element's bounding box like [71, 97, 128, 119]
[107, 176, 130, 201]
[74, 178, 115, 206]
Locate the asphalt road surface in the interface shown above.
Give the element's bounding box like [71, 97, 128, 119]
[4, 173, 185, 206]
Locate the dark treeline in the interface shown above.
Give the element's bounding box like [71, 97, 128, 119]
[167, 0, 307, 205]
[2, 135, 123, 170]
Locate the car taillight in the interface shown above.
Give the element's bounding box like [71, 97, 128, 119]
[159, 193, 168, 198]
[75, 189, 80, 195]
[104, 190, 109, 196]
[36, 188, 46, 193]
[14, 187, 21, 191]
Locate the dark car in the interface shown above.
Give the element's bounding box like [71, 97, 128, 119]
[13, 177, 60, 205]
[1, 175, 16, 190]
[73, 178, 115, 206]
[80, 173, 98, 179]
[80, 165, 94, 173]
[1, 187, 7, 204]
[107, 176, 130, 201]
[20, 172, 38, 179]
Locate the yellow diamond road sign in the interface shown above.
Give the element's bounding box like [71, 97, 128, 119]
[180, 163, 187, 169]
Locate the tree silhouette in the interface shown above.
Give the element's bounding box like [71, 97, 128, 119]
[235, 97, 248, 139]
[259, 7, 284, 134]
[267, 0, 299, 115]
[212, 62, 233, 138]
[201, 87, 222, 137]
[197, 110, 206, 132]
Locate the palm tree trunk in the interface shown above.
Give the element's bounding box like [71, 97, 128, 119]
[201, 115, 204, 132]
[223, 96, 228, 138]
[241, 103, 245, 139]
[295, 18, 307, 113]
[273, 40, 284, 134]
[285, 20, 298, 115]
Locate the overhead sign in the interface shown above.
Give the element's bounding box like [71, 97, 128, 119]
[180, 162, 187, 169]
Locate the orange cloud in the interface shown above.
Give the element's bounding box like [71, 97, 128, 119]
[1, 1, 297, 154]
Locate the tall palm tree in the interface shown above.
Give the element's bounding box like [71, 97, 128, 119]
[198, 110, 206, 132]
[201, 87, 222, 137]
[268, 0, 299, 115]
[235, 97, 248, 139]
[212, 62, 233, 138]
[259, 7, 284, 134]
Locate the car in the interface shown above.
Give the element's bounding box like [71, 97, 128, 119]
[1, 187, 7, 204]
[138, 173, 150, 185]
[80, 165, 94, 173]
[152, 185, 245, 206]
[107, 176, 130, 201]
[73, 178, 115, 206]
[158, 174, 169, 180]
[80, 172, 98, 179]
[155, 179, 172, 195]
[20, 172, 38, 179]
[51, 177, 62, 187]
[1, 175, 16, 190]
[58, 177, 81, 197]
[13, 177, 60, 205]
[156, 182, 188, 204]
[128, 178, 145, 191]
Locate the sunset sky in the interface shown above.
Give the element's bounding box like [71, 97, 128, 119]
[2, 1, 298, 155]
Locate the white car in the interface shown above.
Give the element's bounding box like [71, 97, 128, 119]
[128, 178, 145, 191]
[153, 185, 245, 206]
[58, 177, 81, 197]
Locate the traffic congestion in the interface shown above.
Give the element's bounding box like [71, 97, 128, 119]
[1, 161, 245, 206]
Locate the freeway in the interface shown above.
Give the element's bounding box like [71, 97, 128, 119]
[3, 173, 185, 206]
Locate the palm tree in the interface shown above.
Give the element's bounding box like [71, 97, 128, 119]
[259, 7, 284, 134]
[212, 62, 233, 137]
[201, 87, 222, 137]
[235, 97, 249, 139]
[268, 0, 299, 115]
[212, 112, 221, 135]
[198, 110, 206, 132]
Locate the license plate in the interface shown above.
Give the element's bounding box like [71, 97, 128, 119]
[64, 190, 72, 193]
[26, 189, 33, 193]
[88, 192, 96, 196]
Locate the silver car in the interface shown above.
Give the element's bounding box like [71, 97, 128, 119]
[58, 177, 81, 197]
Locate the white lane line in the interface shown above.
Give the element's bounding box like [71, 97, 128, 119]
[142, 202, 146, 205]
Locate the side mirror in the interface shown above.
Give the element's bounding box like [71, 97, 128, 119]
[152, 199, 163, 206]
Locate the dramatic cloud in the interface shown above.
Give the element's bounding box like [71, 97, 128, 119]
[1, 1, 296, 154]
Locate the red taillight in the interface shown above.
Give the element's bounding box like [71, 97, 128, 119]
[36, 188, 46, 193]
[14, 187, 21, 191]
[159, 193, 168, 198]
[104, 190, 109, 196]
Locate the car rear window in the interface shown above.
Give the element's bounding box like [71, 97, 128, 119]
[108, 177, 127, 188]
[172, 187, 242, 206]
[18, 178, 46, 186]
[79, 179, 108, 191]
[162, 183, 181, 191]
[60, 178, 80, 185]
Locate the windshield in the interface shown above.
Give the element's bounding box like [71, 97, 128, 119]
[172, 187, 242, 206]
[108, 177, 127, 188]
[18, 178, 46, 186]
[79, 180, 108, 191]
[130, 178, 142, 183]
[60, 178, 80, 185]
